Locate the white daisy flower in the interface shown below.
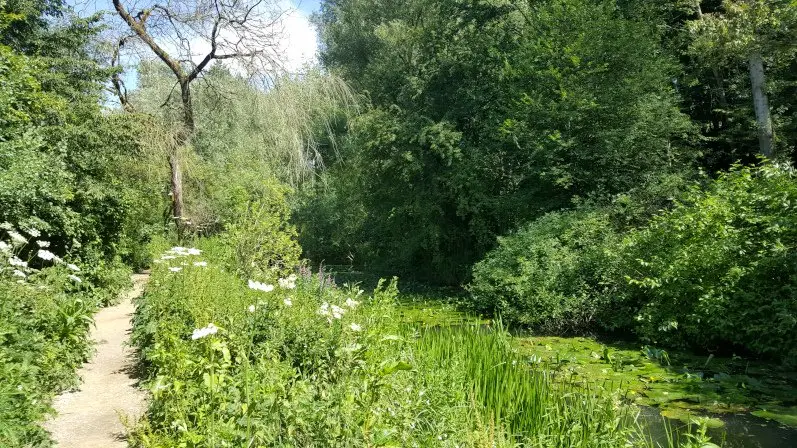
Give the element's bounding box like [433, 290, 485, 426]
[278, 277, 296, 289]
[191, 323, 218, 340]
[247, 280, 274, 292]
[9, 231, 27, 245]
[331, 305, 346, 319]
[8, 257, 27, 268]
[37, 250, 57, 261]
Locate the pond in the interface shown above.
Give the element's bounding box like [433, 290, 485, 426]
[639, 406, 797, 448]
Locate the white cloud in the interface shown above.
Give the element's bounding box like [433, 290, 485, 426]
[279, 2, 319, 72]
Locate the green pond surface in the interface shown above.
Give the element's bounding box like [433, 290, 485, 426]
[394, 298, 797, 436]
[329, 268, 797, 445]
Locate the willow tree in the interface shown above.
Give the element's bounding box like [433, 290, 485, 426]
[689, 0, 797, 159]
[109, 0, 288, 224]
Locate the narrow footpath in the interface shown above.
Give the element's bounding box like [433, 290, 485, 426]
[43, 273, 150, 448]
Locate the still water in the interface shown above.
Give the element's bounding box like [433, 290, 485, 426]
[639, 407, 797, 447]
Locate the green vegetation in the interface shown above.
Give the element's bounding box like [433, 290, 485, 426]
[470, 164, 797, 364]
[0, 225, 129, 446]
[131, 241, 677, 447]
[1, 0, 796, 445]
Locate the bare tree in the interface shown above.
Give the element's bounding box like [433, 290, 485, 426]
[110, 0, 289, 225]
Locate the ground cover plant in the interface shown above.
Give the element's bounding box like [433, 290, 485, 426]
[0, 223, 129, 446]
[129, 239, 712, 447]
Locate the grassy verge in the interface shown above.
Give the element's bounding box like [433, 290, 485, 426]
[129, 239, 714, 447]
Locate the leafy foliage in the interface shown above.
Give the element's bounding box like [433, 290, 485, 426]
[613, 163, 797, 363]
[470, 163, 797, 364]
[468, 209, 616, 333]
[307, 0, 695, 283]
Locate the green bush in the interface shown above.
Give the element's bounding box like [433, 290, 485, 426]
[468, 209, 617, 333]
[220, 180, 302, 279]
[612, 163, 797, 364]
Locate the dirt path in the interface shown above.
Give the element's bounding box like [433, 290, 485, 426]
[44, 273, 149, 448]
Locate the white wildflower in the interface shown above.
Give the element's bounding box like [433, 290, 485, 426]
[283, 297, 293, 307]
[0, 241, 10, 253]
[36, 240, 49, 248]
[191, 323, 218, 340]
[37, 249, 56, 261]
[318, 301, 330, 317]
[187, 248, 201, 256]
[331, 305, 346, 319]
[349, 322, 362, 332]
[8, 257, 27, 268]
[170, 246, 188, 254]
[278, 276, 296, 289]
[247, 280, 274, 292]
[168, 267, 182, 272]
[66, 263, 80, 272]
[68, 274, 82, 283]
[12, 270, 26, 278]
[193, 261, 207, 267]
[25, 228, 40, 238]
[248, 304, 256, 313]
[345, 298, 360, 309]
[0, 222, 12, 230]
[9, 231, 27, 245]
[161, 255, 177, 260]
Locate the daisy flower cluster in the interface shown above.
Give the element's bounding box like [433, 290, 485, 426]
[191, 323, 219, 340]
[317, 297, 363, 332]
[155, 246, 208, 273]
[1, 222, 82, 283]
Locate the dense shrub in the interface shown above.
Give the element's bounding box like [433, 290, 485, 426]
[218, 180, 302, 279]
[470, 163, 797, 364]
[612, 163, 797, 364]
[468, 209, 617, 333]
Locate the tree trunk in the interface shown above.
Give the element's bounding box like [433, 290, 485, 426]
[748, 51, 774, 158]
[168, 80, 194, 228]
[168, 152, 185, 227]
[180, 80, 195, 133]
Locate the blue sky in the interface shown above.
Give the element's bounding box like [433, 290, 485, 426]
[294, 0, 322, 16]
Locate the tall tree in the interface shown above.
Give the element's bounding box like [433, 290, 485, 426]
[110, 0, 288, 225]
[689, 0, 797, 158]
